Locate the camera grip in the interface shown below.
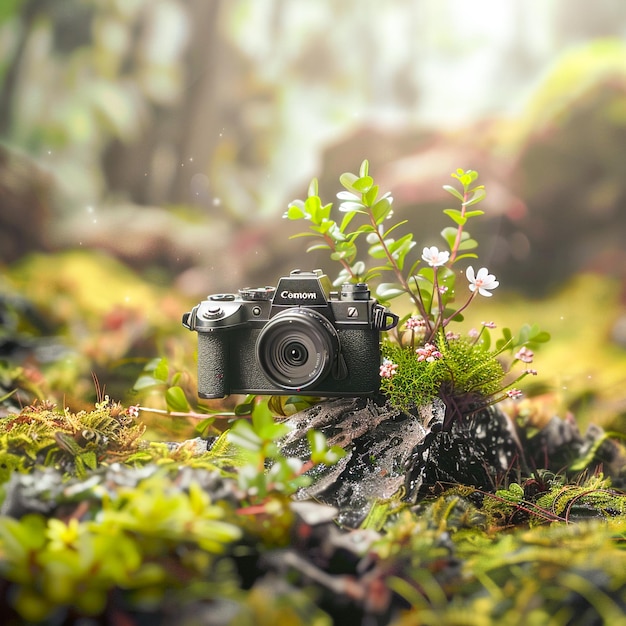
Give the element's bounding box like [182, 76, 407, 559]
[197, 332, 230, 398]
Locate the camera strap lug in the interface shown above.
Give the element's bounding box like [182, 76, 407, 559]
[372, 304, 399, 331]
[182, 305, 199, 331]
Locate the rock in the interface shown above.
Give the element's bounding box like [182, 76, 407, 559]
[278, 395, 524, 527]
[279, 395, 444, 527]
[404, 404, 523, 501]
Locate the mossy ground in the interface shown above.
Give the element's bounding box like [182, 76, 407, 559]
[1, 251, 625, 624]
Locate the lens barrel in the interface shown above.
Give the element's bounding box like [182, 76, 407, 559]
[256, 308, 339, 390]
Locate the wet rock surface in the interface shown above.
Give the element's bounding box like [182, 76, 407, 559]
[279, 395, 522, 526]
[404, 403, 523, 500]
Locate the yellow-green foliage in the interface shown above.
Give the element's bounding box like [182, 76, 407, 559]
[0, 474, 242, 622]
[534, 475, 626, 521]
[0, 399, 146, 480]
[439, 339, 507, 397]
[381, 338, 506, 409]
[372, 493, 626, 626]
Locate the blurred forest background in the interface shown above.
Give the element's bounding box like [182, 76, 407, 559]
[1, 0, 626, 432]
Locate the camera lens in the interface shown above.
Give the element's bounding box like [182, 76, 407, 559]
[283, 342, 308, 366]
[256, 309, 340, 390]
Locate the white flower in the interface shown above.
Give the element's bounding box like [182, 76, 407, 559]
[466, 266, 499, 297]
[422, 246, 450, 267]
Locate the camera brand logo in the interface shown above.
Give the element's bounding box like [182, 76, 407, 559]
[280, 290, 318, 300]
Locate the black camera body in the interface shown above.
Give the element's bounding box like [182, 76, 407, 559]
[182, 269, 398, 398]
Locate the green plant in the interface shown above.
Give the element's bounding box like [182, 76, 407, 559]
[227, 397, 346, 501]
[285, 162, 550, 411]
[0, 397, 146, 481]
[0, 473, 243, 622]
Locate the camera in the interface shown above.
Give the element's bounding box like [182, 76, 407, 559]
[182, 269, 399, 398]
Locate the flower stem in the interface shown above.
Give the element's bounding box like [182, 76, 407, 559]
[322, 231, 358, 279]
[440, 289, 476, 329]
[366, 210, 432, 331]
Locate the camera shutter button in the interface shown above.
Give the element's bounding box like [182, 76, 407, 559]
[203, 305, 224, 319]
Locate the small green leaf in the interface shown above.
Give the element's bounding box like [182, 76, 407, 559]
[0, 388, 17, 403]
[337, 190, 359, 201]
[227, 420, 262, 452]
[194, 417, 216, 438]
[285, 203, 307, 220]
[367, 242, 388, 259]
[290, 232, 319, 239]
[443, 209, 467, 226]
[532, 331, 551, 344]
[153, 358, 169, 382]
[442, 309, 464, 322]
[453, 253, 479, 262]
[517, 324, 531, 345]
[496, 327, 514, 351]
[464, 209, 484, 218]
[308, 178, 319, 197]
[376, 283, 405, 299]
[351, 261, 366, 275]
[359, 159, 369, 177]
[381, 219, 407, 239]
[339, 172, 358, 190]
[308, 430, 327, 457]
[132, 375, 161, 391]
[387, 235, 416, 270]
[234, 400, 255, 416]
[306, 243, 331, 253]
[417, 266, 435, 283]
[363, 184, 379, 206]
[352, 176, 374, 193]
[80, 450, 98, 471]
[339, 211, 357, 232]
[443, 184, 464, 201]
[338, 200, 366, 212]
[464, 187, 486, 206]
[315, 219, 334, 235]
[352, 223, 377, 236]
[457, 237, 478, 251]
[371, 197, 393, 224]
[320, 202, 332, 221]
[304, 195, 322, 223]
[440, 226, 457, 250]
[330, 241, 357, 262]
[165, 386, 190, 413]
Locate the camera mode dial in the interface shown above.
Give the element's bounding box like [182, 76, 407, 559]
[239, 286, 276, 301]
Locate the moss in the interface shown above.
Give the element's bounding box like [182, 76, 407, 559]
[0, 398, 146, 480]
[381, 337, 506, 410]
